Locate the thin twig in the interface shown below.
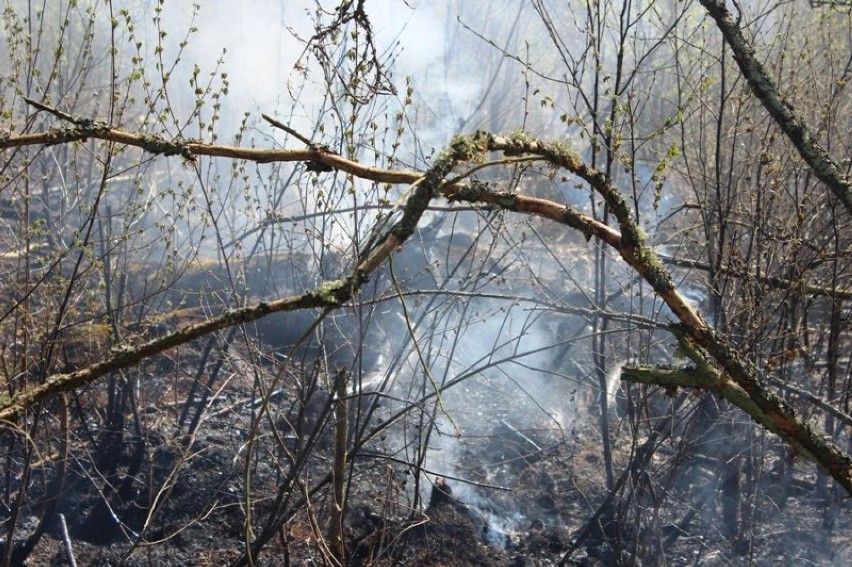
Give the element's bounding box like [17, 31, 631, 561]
[500, 419, 543, 452]
[261, 113, 313, 146]
[355, 451, 513, 492]
[23, 97, 77, 123]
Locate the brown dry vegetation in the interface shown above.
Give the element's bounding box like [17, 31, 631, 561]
[2, 1, 852, 566]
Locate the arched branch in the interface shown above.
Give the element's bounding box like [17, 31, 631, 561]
[3, 120, 851, 494]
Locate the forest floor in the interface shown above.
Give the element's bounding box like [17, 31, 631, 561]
[10, 352, 852, 566]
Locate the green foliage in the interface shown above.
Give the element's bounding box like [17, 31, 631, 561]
[651, 142, 680, 208]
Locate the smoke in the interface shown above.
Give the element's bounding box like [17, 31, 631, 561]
[145, 0, 315, 137]
[12, 2, 838, 562]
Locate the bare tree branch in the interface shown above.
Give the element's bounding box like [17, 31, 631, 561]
[699, 0, 852, 216]
[0, 133, 479, 425]
[445, 132, 852, 495]
[659, 254, 852, 301]
[3, 122, 851, 495]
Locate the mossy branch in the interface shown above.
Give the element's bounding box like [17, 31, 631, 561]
[621, 327, 852, 493]
[4, 116, 851, 494]
[0, 134, 475, 425]
[698, 0, 852, 216]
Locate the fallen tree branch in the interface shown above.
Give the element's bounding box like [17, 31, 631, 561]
[0, 281, 358, 423]
[620, 327, 852, 493]
[0, 133, 479, 426]
[3, 123, 851, 494]
[443, 132, 852, 495]
[3, 100, 420, 184]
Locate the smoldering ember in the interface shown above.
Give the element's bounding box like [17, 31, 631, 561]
[1, 0, 851, 565]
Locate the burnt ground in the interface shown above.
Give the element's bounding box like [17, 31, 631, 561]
[4, 347, 852, 567]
